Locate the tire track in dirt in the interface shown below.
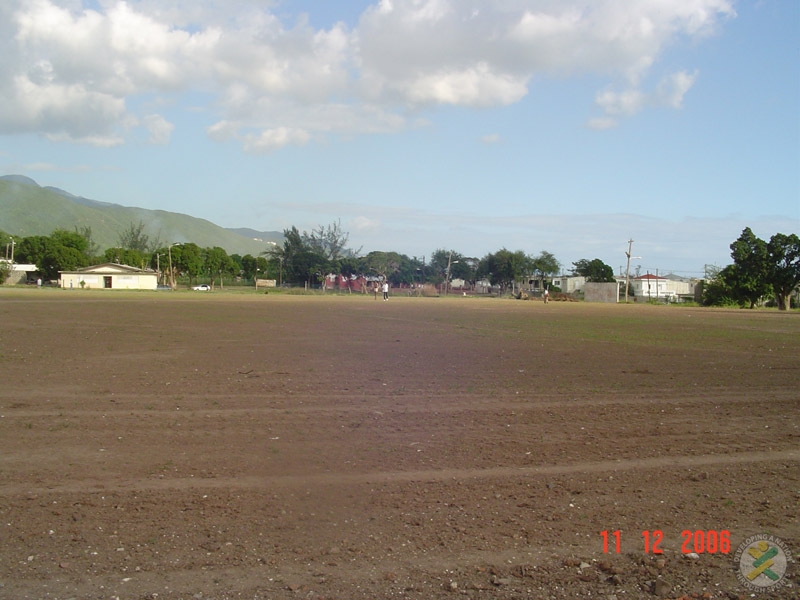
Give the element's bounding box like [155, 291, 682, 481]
[2, 449, 795, 495]
[2, 389, 796, 418]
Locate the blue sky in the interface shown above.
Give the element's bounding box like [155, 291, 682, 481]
[1, 0, 797, 277]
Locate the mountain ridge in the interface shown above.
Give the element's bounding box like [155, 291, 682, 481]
[0, 175, 282, 256]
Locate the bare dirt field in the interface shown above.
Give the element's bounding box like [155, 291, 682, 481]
[0, 288, 798, 600]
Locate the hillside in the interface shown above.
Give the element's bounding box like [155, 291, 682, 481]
[0, 176, 282, 256]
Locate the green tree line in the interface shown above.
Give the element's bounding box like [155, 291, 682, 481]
[1, 220, 569, 291]
[263, 222, 566, 292]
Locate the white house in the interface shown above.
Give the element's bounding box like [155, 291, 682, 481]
[630, 273, 697, 301]
[59, 263, 158, 290]
[631, 274, 668, 300]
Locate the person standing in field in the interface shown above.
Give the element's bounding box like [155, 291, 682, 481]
[543, 288, 549, 304]
[383, 281, 389, 301]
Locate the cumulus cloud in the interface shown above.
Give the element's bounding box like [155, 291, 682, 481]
[142, 114, 174, 144]
[405, 63, 528, 107]
[242, 127, 311, 154]
[657, 70, 699, 109]
[0, 0, 734, 149]
[592, 69, 699, 123]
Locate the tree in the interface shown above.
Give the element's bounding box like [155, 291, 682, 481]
[429, 249, 466, 285]
[0, 232, 11, 283]
[240, 254, 269, 281]
[203, 246, 236, 288]
[478, 249, 530, 292]
[454, 257, 479, 288]
[172, 243, 204, 284]
[337, 255, 362, 292]
[16, 230, 90, 279]
[702, 264, 740, 307]
[50, 228, 89, 257]
[75, 225, 100, 260]
[767, 233, 800, 311]
[103, 247, 146, 268]
[303, 219, 360, 262]
[118, 220, 161, 253]
[0, 230, 11, 257]
[571, 258, 615, 282]
[361, 251, 403, 282]
[263, 227, 329, 286]
[729, 227, 771, 308]
[531, 251, 560, 278]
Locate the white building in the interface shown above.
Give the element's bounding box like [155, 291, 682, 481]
[549, 275, 586, 294]
[0, 259, 38, 284]
[630, 274, 696, 301]
[59, 263, 158, 290]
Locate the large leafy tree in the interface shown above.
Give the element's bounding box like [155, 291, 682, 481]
[478, 249, 530, 291]
[203, 246, 236, 287]
[172, 243, 204, 284]
[239, 254, 270, 281]
[360, 251, 404, 282]
[15, 229, 91, 279]
[531, 251, 560, 278]
[767, 232, 800, 311]
[50, 228, 89, 257]
[571, 258, 615, 282]
[729, 227, 771, 308]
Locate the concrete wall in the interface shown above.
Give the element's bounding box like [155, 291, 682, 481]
[584, 282, 619, 303]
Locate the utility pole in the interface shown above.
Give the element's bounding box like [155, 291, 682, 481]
[444, 251, 459, 296]
[624, 239, 633, 303]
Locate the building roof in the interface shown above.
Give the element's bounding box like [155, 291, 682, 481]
[634, 273, 666, 280]
[59, 263, 153, 275]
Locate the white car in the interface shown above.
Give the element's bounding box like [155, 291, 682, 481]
[191, 284, 211, 291]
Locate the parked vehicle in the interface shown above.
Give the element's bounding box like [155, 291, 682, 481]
[191, 284, 211, 291]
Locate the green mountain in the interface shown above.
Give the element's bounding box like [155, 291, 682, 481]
[0, 176, 282, 256]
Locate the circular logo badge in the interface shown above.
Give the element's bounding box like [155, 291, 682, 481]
[734, 534, 792, 593]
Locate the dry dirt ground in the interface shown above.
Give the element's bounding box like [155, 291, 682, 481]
[0, 288, 798, 600]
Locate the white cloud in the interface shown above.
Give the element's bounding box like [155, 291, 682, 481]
[592, 69, 699, 123]
[656, 70, 698, 109]
[242, 127, 311, 153]
[405, 63, 528, 107]
[596, 88, 647, 116]
[142, 114, 174, 145]
[0, 0, 734, 148]
[481, 133, 502, 144]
